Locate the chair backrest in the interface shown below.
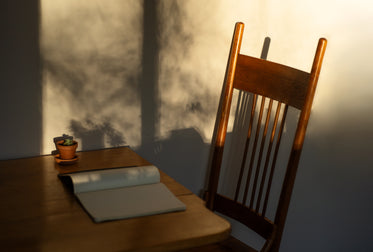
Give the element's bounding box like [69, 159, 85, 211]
[205, 22, 327, 251]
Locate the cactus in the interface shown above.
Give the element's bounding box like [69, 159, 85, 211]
[62, 138, 75, 146]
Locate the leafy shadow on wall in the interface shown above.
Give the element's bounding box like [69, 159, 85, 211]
[69, 119, 126, 151]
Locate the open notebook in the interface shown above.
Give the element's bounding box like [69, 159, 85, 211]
[59, 166, 186, 222]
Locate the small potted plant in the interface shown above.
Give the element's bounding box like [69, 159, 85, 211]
[56, 138, 78, 160]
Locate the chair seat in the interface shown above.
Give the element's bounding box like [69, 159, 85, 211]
[180, 236, 257, 252]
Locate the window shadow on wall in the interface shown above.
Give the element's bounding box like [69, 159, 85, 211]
[140, 0, 160, 147]
[0, 0, 42, 159]
[135, 1, 210, 194]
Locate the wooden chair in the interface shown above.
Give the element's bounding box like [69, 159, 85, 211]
[181, 22, 327, 252]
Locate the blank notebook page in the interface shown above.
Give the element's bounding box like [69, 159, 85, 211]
[63, 166, 186, 222]
[76, 183, 186, 222]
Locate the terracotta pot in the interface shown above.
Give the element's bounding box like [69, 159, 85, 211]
[57, 140, 78, 160]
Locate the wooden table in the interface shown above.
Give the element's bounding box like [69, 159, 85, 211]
[0, 147, 230, 251]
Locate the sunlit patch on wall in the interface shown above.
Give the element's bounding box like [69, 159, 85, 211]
[157, 0, 232, 142]
[156, 0, 276, 143]
[40, 0, 143, 153]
